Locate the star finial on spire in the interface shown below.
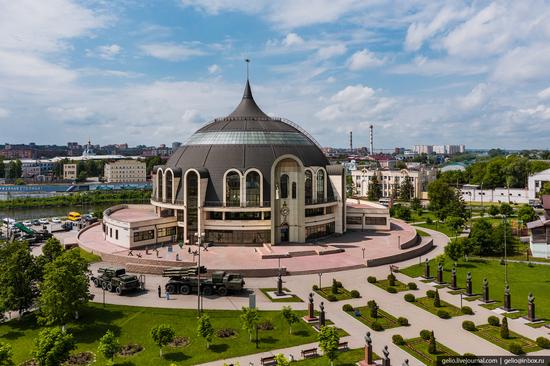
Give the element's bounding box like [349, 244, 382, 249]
[245, 58, 250, 80]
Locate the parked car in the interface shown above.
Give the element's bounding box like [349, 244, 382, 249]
[51, 217, 61, 223]
[39, 218, 49, 225]
[32, 219, 41, 226]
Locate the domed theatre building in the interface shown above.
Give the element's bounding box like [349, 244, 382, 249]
[100, 79, 390, 249]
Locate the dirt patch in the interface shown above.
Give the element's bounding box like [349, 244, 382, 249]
[118, 343, 143, 356]
[65, 352, 95, 366]
[169, 336, 190, 347]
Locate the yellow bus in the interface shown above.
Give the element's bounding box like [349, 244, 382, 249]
[67, 212, 81, 221]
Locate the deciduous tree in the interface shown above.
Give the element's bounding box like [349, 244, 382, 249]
[281, 306, 299, 334]
[0, 342, 14, 366]
[197, 314, 214, 349]
[318, 326, 340, 366]
[98, 330, 120, 364]
[0, 241, 36, 315]
[150, 324, 175, 357]
[240, 307, 260, 342]
[32, 327, 75, 366]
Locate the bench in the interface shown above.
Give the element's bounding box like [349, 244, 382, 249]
[338, 341, 349, 351]
[260, 356, 276, 366]
[390, 265, 400, 273]
[301, 348, 319, 359]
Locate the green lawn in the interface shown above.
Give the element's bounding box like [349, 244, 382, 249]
[468, 324, 541, 354]
[314, 287, 357, 302]
[345, 306, 403, 331]
[0, 303, 320, 365]
[292, 348, 379, 366]
[71, 247, 102, 263]
[373, 279, 410, 293]
[401, 259, 550, 320]
[409, 211, 438, 223]
[398, 337, 459, 366]
[260, 288, 303, 302]
[416, 223, 455, 237]
[416, 229, 431, 237]
[412, 297, 465, 319]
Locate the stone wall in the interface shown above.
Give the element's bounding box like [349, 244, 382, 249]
[366, 237, 433, 267]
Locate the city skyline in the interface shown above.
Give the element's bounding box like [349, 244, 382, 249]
[1, 1, 550, 149]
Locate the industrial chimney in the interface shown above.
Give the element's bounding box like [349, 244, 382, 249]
[349, 131, 353, 151]
[369, 125, 374, 155]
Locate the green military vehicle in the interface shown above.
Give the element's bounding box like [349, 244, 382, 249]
[91, 267, 143, 295]
[163, 266, 245, 296]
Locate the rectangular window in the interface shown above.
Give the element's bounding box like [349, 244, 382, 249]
[109, 228, 112, 237]
[115, 230, 118, 240]
[133, 230, 155, 242]
[346, 216, 362, 225]
[365, 217, 387, 225]
[306, 208, 324, 217]
[157, 227, 177, 237]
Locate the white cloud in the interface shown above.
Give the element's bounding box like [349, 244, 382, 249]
[208, 64, 221, 74]
[180, 0, 366, 29]
[390, 55, 487, 76]
[0, 0, 108, 54]
[459, 83, 489, 110]
[317, 84, 394, 121]
[282, 33, 304, 47]
[405, 5, 469, 51]
[316, 44, 347, 60]
[47, 106, 95, 122]
[0, 108, 9, 119]
[518, 105, 550, 121]
[347, 49, 384, 70]
[97, 44, 122, 59]
[140, 43, 206, 61]
[492, 44, 550, 83]
[538, 87, 550, 100]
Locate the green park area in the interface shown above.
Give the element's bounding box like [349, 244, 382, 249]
[293, 347, 379, 366]
[314, 281, 360, 302]
[397, 336, 459, 366]
[0, 303, 320, 366]
[401, 259, 550, 320]
[467, 324, 540, 354]
[411, 295, 465, 319]
[344, 302, 405, 331]
[373, 278, 410, 293]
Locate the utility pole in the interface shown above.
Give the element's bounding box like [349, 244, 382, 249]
[503, 215, 508, 285]
[195, 232, 205, 316]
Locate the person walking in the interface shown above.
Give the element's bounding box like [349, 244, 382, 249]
[157, 285, 161, 298]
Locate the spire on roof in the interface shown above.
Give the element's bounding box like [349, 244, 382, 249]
[227, 60, 268, 118]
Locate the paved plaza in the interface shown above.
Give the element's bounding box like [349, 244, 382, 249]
[78, 219, 431, 276]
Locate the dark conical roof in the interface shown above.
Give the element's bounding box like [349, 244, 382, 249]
[227, 80, 269, 118]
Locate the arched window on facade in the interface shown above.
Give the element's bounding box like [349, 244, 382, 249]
[157, 170, 163, 200]
[245, 171, 261, 207]
[165, 170, 173, 202]
[305, 170, 313, 204]
[316, 170, 325, 202]
[225, 171, 241, 207]
[292, 182, 297, 199]
[280, 174, 289, 199]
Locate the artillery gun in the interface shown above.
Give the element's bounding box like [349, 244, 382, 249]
[91, 267, 144, 295]
[163, 266, 245, 296]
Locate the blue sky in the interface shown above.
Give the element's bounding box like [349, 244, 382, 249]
[1, 0, 550, 149]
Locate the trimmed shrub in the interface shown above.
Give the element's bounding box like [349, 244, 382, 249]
[426, 290, 436, 298]
[536, 337, 550, 349]
[462, 320, 476, 331]
[404, 293, 415, 302]
[428, 331, 437, 354]
[367, 300, 376, 309]
[312, 285, 319, 291]
[331, 279, 339, 295]
[392, 334, 405, 345]
[335, 281, 343, 288]
[387, 287, 397, 294]
[342, 304, 353, 312]
[437, 310, 450, 319]
[426, 217, 433, 225]
[487, 316, 500, 326]
[420, 329, 431, 340]
[367, 276, 377, 283]
[407, 282, 418, 290]
[371, 322, 383, 331]
[350, 290, 360, 298]
[388, 273, 396, 287]
[509, 342, 524, 355]
[327, 294, 337, 302]
[500, 317, 510, 339]
[397, 317, 409, 326]
[461, 306, 474, 315]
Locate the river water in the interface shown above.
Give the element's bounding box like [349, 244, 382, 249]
[1, 203, 118, 220]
